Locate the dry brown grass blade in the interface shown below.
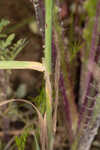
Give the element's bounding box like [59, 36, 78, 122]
[0, 100, 44, 135]
[0, 99, 42, 118]
[53, 30, 60, 134]
[0, 99, 48, 149]
[40, 113, 48, 150]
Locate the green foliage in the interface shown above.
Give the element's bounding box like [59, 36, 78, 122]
[30, 87, 46, 114]
[0, 19, 27, 60]
[0, 33, 15, 49]
[69, 41, 82, 62]
[84, 0, 98, 17]
[15, 126, 40, 150]
[68, 15, 81, 61]
[15, 129, 29, 150]
[83, 0, 99, 53]
[0, 19, 10, 33]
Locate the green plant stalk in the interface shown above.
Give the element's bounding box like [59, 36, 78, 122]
[44, 0, 53, 149]
[45, 0, 53, 74]
[0, 61, 44, 72]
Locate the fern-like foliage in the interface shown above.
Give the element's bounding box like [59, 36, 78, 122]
[0, 19, 28, 60]
[15, 129, 29, 150]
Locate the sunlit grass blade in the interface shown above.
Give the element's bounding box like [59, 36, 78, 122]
[0, 61, 44, 72]
[44, 0, 53, 149]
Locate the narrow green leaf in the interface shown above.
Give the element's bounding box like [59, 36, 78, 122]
[5, 33, 15, 47]
[0, 61, 44, 72]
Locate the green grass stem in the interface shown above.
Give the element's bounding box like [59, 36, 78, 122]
[44, 0, 53, 149]
[45, 0, 53, 74]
